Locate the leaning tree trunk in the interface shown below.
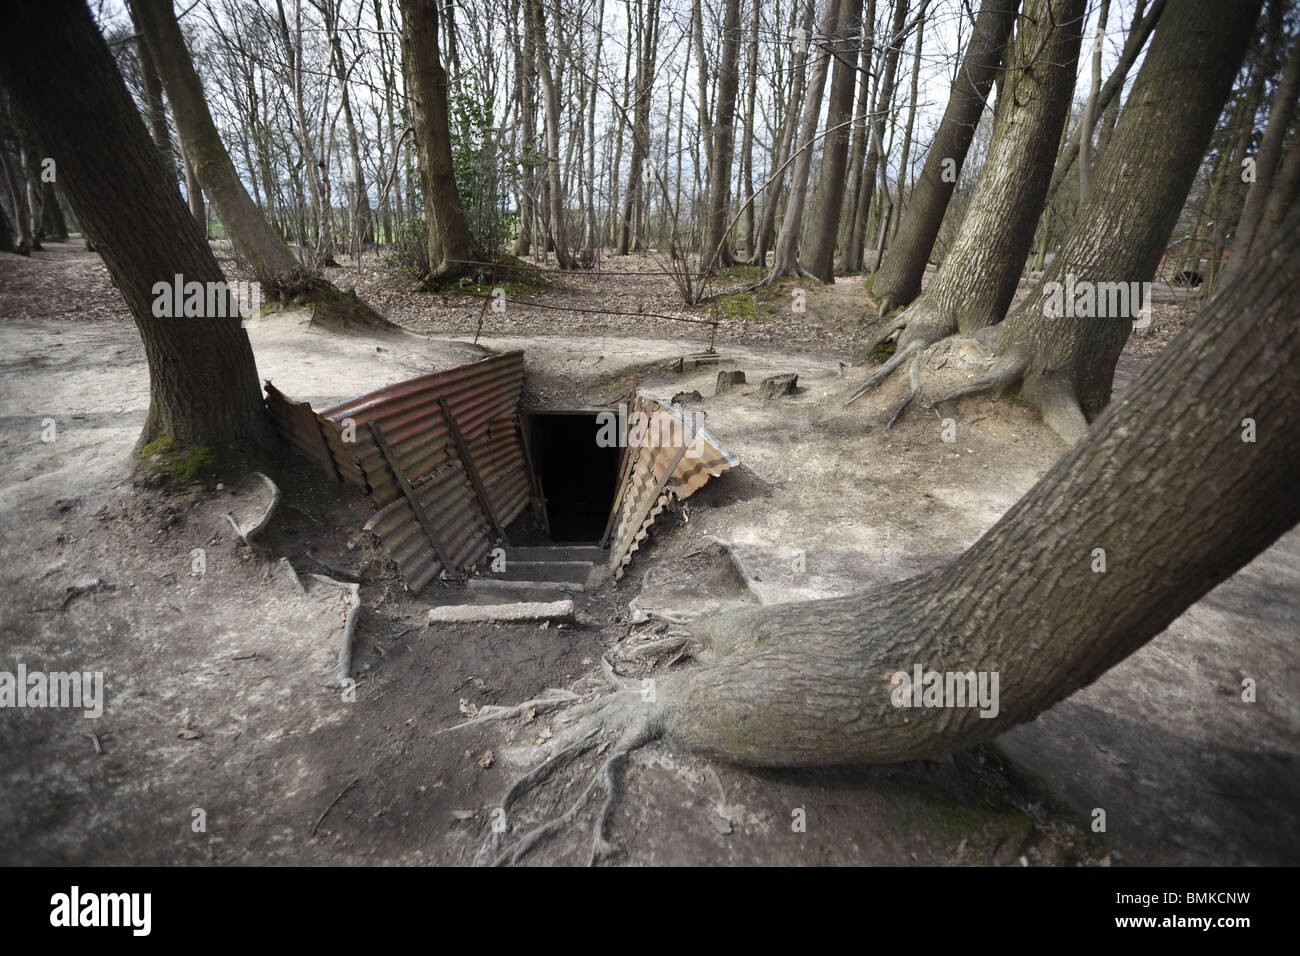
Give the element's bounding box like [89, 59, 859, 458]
[857, 0, 1084, 364]
[867, 0, 1018, 309]
[965, 0, 1263, 443]
[0, 0, 271, 449]
[660, 200, 1300, 765]
[401, 0, 479, 280]
[803, 0, 865, 282]
[128, 0, 299, 290]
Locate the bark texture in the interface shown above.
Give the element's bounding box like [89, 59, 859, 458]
[859, 0, 1084, 362]
[401, 0, 479, 280]
[978, 0, 1262, 442]
[661, 198, 1300, 765]
[0, 0, 271, 449]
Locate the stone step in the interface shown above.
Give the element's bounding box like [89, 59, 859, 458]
[467, 579, 577, 604]
[428, 599, 575, 625]
[504, 545, 608, 563]
[492, 560, 594, 585]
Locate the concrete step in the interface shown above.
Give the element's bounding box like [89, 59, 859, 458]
[428, 599, 575, 625]
[505, 545, 608, 563]
[492, 560, 594, 585]
[467, 579, 577, 604]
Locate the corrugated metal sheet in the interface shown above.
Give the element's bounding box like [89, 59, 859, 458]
[607, 394, 738, 580]
[264, 351, 531, 592]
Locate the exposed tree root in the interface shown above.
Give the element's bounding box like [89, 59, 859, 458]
[844, 338, 925, 406]
[932, 352, 1027, 405]
[224, 471, 280, 545]
[485, 693, 662, 866]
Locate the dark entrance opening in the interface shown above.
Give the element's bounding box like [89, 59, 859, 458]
[529, 412, 620, 543]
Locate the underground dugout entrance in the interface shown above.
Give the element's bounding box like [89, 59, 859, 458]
[524, 411, 621, 544]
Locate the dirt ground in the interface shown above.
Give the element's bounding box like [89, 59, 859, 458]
[0, 240, 1295, 866]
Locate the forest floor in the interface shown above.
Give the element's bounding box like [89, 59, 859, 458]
[0, 239, 1295, 866]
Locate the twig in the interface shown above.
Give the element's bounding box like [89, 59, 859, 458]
[311, 776, 360, 836]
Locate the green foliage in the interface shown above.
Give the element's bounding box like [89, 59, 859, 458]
[137, 437, 221, 485]
[448, 90, 514, 252]
[383, 216, 430, 276]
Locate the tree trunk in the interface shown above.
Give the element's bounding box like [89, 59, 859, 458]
[529, 0, 573, 269]
[892, 2, 926, 240]
[0, 0, 271, 450]
[400, 0, 479, 280]
[766, 0, 842, 281]
[860, 0, 1084, 361]
[975, 0, 1262, 442]
[839, 0, 877, 267]
[739, 0, 760, 260]
[866, 0, 1018, 309]
[513, 0, 537, 258]
[1042, 0, 1167, 207]
[41, 180, 69, 242]
[803, 0, 866, 282]
[1220, 17, 1300, 286]
[702, 0, 743, 272]
[660, 200, 1300, 765]
[752, 0, 815, 267]
[843, 0, 909, 273]
[1077, 0, 1110, 203]
[129, 0, 299, 288]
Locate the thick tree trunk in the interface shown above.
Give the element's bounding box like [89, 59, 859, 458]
[866, 0, 1018, 309]
[129, 0, 298, 288]
[400, 0, 479, 280]
[859, 0, 1084, 361]
[661, 201, 1300, 765]
[0, 0, 271, 450]
[975, 0, 1262, 442]
[803, 0, 865, 282]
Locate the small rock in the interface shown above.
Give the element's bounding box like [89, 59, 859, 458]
[758, 373, 798, 399]
[715, 370, 746, 394]
[709, 812, 734, 835]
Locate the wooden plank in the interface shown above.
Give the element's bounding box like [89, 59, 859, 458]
[368, 421, 458, 578]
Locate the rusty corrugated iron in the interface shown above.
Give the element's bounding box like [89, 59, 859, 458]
[264, 351, 531, 591]
[607, 395, 738, 580]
